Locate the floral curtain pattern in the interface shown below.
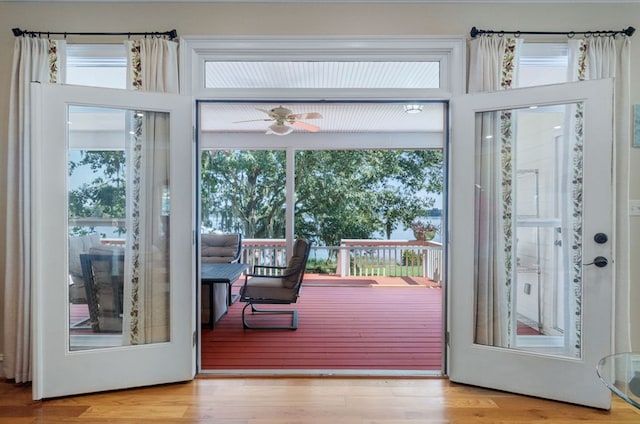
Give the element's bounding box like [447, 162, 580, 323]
[124, 38, 178, 344]
[568, 40, 588, 356]
[4, 37, 64, 382]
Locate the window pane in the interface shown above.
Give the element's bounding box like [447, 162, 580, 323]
[473, 103, 582, 359]
[518, 43, 569, 88]
[66, 44, 126, 89]
[68, 105, 171, 350]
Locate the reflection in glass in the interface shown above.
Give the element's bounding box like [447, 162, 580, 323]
[474, 102, 583, 359]
[67, 105, 171, 351]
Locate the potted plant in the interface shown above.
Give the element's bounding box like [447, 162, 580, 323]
[411, 220, 438, 241]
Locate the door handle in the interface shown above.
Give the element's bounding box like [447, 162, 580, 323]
[585, 256, 608, 268]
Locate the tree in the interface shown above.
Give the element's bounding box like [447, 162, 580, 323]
[201, 149, 443, 248]
[68, 150, 126, 236]
[201, 150, 287, 238]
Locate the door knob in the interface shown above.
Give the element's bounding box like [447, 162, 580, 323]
[585, 256, 608, 267]
[594, 233, 608, 244]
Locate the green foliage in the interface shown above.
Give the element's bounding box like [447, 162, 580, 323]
[68, 150, 126, 235]
[305, 258, 337, 274]
[69, 148, 443, 246]
[201, 149, 443, 249]
[402, 250, 424, 266]
[201, 150, 287, 238]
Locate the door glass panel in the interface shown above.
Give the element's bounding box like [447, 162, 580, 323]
[474, 102, 582, 359]
[67, 105, 171, 350]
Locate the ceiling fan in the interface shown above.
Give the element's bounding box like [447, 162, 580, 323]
[233, 105, 323, 136]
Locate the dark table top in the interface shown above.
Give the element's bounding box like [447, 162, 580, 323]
[201, 262, 248, 283]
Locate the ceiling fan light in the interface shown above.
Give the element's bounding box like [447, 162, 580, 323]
[269, 123, 293, 135]
[403, 104, 424, 114]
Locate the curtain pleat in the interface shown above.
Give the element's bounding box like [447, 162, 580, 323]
[614, 38, 632, 354]
[568, 36, 632, 354]
[3, 37, 62, 382]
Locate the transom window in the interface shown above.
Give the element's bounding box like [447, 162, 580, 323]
[204, 61, 441, 89]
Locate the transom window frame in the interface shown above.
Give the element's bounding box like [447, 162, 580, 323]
[179, 35, 466, 100]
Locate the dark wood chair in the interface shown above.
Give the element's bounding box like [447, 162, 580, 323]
[79, 253, 125, 333]
[239, 238, 311, 330]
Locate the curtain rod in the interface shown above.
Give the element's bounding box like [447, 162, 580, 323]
[470, 26, 635, 39]
[11, 27, 178, 40]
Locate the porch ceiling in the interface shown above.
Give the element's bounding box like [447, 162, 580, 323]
[199, 101, 445, 134]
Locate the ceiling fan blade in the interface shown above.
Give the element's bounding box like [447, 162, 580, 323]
[290, 112, 322, 120]
[232, 118, 273, 124]
[291, 121, 321, 133]
[256, 107, 279, 118]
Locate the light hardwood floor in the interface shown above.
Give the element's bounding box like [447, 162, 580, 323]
[1, 377, 638, 423]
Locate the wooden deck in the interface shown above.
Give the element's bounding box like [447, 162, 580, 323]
[201, 274, 443, 372]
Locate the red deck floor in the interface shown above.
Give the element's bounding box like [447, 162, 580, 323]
[201, 275, 443, 371]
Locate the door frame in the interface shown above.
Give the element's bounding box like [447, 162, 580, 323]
[182, 35, 465, 373]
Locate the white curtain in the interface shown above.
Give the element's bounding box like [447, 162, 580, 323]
[3, 37, 63, 382]
[569, 36, 632, 354]
[468, 36, 519, 347]
[123, 38, 178, 344]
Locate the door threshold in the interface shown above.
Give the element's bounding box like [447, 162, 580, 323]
[197, 369, 443, 378]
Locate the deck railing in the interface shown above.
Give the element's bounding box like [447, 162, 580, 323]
[87, 234, 442, 282]
[240, 238, 443, 282]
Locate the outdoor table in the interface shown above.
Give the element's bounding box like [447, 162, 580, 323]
[201, 262, 248, 329]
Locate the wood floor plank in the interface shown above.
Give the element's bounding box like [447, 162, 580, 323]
[2, 378, 637, 423]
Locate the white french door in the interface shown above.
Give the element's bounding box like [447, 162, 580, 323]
[449, 79, 614, 409]
[31, 83, 195, 399]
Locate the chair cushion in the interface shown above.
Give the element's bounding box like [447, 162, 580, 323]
[281, 239, 308, 288]
[68, 233, 102, 277]
[201, 233, 240, 263]
[89, 244, 125, 256]
[241, 276, 299, 301]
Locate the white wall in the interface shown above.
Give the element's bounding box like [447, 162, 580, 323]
[2, 1, 639, 365]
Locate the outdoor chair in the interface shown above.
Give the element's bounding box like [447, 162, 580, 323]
[79, 250, 125, 333]
[239, 238, 311, 330]
[68, 233, 103, 305]
[201, 233, 242, 263]
[200, 232, 243, 327]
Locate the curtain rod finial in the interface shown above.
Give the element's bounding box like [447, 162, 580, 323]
[169, 29, 178, 40]
[625, 26, 636, 37]
[12, 28, 23, 37]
